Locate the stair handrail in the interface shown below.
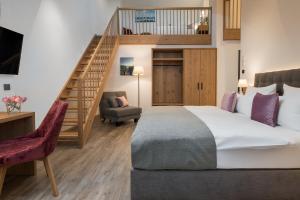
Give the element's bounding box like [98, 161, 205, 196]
[80, 9, 119, 80]
[77, 8, 119, 146]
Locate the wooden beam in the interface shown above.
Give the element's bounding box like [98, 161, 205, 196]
[119, 35, 212, 45]
[223, 28, 240, 40]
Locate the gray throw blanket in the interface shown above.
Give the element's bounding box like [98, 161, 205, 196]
[131, 107, 217, 170]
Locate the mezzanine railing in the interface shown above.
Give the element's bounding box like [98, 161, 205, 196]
[119, 7, 212, 36]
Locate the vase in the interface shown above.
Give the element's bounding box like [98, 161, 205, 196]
[6, 103, 21, 113]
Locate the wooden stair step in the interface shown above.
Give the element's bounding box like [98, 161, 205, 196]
[65, 87, 96, 91]
[61, 96, 94, 101]
[61, 94, 94, 98]
[63, 118, 78, 124]
[63, 97, 94, 101]
[76, 69, 102, 72]
[67, 85, 98, 89]
[59, 131, 79, 140]
[68, 106, 88, 110]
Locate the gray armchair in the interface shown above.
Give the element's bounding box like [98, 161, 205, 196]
[100, 91, 142, 126]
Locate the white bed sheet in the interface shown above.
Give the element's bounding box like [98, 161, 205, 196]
[185, 106, 300, 169]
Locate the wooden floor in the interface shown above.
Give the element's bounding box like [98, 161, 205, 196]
[2, 117, 135, 200]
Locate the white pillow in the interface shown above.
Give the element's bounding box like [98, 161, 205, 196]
[236, 84, 277, 117]
[246, 84, 277, 95]
[236, 94, 254, 117]
[283, 84, 300, 97]
[278, 85, 300, 131]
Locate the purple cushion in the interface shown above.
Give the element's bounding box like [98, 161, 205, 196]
[251, 93, 279, 127]
[221, 92, 237, 112]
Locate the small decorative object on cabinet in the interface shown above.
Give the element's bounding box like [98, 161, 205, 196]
[2, 96, 27, 113]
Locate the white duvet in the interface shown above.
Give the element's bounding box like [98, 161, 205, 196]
[185, 106, 300, 169]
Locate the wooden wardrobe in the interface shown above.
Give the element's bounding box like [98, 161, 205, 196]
[152, 48, 217, 106]
[183, 48, 217, 106]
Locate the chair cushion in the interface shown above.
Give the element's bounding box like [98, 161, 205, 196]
[0, 137, 45, 166]
[108, 96, 119, 108]
[116, 96, 129, 107]
[105, 106, 142, 118]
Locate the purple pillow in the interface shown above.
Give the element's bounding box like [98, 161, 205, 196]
[221, 92, 237, 112]
[251, 93, 279, 127]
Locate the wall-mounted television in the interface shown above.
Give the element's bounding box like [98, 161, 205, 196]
[0, 26, 24, 75]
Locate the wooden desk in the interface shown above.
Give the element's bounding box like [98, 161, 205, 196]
[0, 112, 37, 176]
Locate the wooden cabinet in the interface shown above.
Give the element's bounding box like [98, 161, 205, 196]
[152, 48, 216, 106]
[183, 48, 217, 106]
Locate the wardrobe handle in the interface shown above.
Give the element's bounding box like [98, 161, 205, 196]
[197, 82, 200, 90]
[201, 82, 204, 90]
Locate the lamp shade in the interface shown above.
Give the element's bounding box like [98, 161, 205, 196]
[238, 79, 248, 88]
[133, 66, 144, 76]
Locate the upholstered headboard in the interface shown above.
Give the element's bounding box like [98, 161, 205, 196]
[254, 68, 300, 95]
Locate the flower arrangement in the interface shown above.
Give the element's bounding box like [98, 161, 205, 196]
[2, 96, 27, 113]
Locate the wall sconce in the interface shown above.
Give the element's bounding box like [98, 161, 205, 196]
[238, 79, 248, 95]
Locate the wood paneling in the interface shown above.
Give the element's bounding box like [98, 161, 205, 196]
[153, 66, 183, 105]
[223, 29, 241, 40]
[223, 0, 241, 40]
[183, 48, 217, 106]
[152, 49, 183, 105]
[200, 49, 217, 106]
[183, 49, 201, 105]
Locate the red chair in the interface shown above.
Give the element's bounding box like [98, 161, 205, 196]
[0, 100, 68, 197]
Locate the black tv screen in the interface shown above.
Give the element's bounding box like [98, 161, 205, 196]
[0, 26, 24, 75]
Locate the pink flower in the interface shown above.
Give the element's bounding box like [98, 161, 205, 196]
[22, 97, 27, 103]
[14, 96, 23, 103]
[2, 97, 10, 103]
[2, 96, 27, 104]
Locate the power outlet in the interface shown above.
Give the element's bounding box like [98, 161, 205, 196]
[3, 84, 11, 91]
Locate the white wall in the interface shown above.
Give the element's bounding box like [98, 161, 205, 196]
[0, 0, 94, 125]
[90, 0, 121, 34]
[241, 0, 300, 85]
[214, 0, 240, 104]
[0, 0, 42, 108]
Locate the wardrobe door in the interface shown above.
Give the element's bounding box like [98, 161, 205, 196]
[199, 49, 217, 106]
[183, 49, 201, 105]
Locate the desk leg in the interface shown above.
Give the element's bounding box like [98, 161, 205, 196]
[0, 167, 7, 195]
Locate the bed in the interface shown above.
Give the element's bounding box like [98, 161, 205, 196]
[131, 68, 300, 200]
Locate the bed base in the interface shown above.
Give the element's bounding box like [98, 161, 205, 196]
[131, 169, 300, 200]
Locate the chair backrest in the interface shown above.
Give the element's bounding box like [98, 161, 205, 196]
[37, 100, 68, 156]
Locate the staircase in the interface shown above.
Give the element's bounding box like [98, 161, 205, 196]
[57, 10, 119, 148]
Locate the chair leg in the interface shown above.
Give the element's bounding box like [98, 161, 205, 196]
[43, 157, 59, 197]
[0, 167, 7, 196]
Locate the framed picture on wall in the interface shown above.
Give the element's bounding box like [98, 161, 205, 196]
[120, 57, 134, 76]
[135, 10, 156, 23]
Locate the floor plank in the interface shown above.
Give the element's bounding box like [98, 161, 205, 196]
[2, 117, 135, 200]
